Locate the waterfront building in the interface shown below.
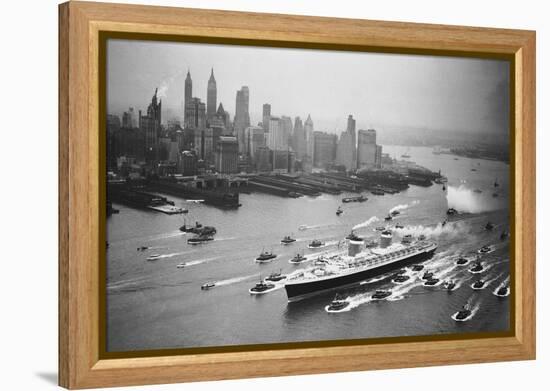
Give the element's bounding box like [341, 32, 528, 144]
[216, 136, 239, 174]
[357, 128, 382, 169]
[206, 68, 217, 120]
[313, 131, 337, 168]
[256, 146, 272, 172]
[272, 150, 296, 174]
[234, 86, 250, 154]
[178, 150, 198, 176]
[184, 69, 192, 123]
[139, 88, 162, 166]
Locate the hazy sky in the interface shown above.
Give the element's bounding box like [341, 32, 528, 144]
[107, 39, 509, 135]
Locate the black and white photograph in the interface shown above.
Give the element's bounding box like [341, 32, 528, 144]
[105, 38, 511, 352]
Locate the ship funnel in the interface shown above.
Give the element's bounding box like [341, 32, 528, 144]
[380, 230, 393, 248]
[347, 233, 364, 257]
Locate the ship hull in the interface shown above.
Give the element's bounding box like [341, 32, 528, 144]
[285, 248, 436, 302]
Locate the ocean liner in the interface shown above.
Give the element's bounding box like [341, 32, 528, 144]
[284, 230, 437, 301]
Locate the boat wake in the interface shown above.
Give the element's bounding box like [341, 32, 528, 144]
[215, 273, 259, 287]
[352, 216, 379, 231]
[389, 200, 419, 215]
[452, 302, 481, 322]
[493, 276, 511, 297]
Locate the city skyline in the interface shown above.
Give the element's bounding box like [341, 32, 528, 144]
[107, 39, 510, 137]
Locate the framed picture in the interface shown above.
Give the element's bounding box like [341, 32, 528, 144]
[59, 1, 536, 389]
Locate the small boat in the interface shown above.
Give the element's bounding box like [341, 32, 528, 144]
[442, 280, 456, 291]
[336, 207, 343, 216]
[469, 261, 484, 273]
[176, 263, 186, 269]
[393, 274, 410, 283]
[496, 284, 510, 297]
[411, 264, 424, 271]
[308, 239, 324, 249]
[289, 253, 307, 264]
[441, 220, 447, 227]
[180, 221, 202, 233]
[424, 277, 440, 286]
[201, 282, 215, 290]
[265, 270, 286, 282]
[395, 224, 404, 229]
[371, 290, 392, 300]
[342, 195, 367, 203]
[471, 168, 477, 172]
[456, 257, 469, 265]
[346, 231, 363, 241]
[256, 250, 277, 263]
[187, 235, 214, 245]
[478, 245, 492, 254]
[454, 304, 472, 321]
[446, 208, 458, 216]
[442, 185, 446, 191]
[249, 279, 276, 294]
[390, 210, 401, 216]
[422, 271, 434, 280]
[326, 294, 350, 312]
[371, 189, 385, 196]
[472, 279, 486, 289]
[137, 246, 150, 251]
[375, 226, 386, 232]
[401, 234, 413, 244]
[280, 235, 296, 245]
[146, 254, 162, 261]
[485, 221, 495, 231]
[384, 215, 393, 221]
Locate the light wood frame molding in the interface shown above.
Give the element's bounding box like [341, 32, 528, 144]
[59, 1, 536, 389]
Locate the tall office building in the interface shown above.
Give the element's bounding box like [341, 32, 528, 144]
[280, 116, 293, 149]
[234, 86, 250, 153]
[206, 68, 217, 120]
[357, 129, 382, 169]
[244, 125, 265, 158]
[262, 103, 271, 131]
[140, 88, 162, 166]
[313, 131, 337, 168]
[267, 117, 289, 151]
[336, 114, 357, 171]
[184, 97, 206, 130]
[304, 114, 315, 161]
[216, 136, 239, 174]
[184, 70, 192, 122]
[292, 116, 307, 159]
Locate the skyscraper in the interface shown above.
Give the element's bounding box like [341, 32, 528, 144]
[206, 68, 217, 120]
[336, 114, 357, 171]
[292, 116, 306, 159]
[234, 86, 250, 154]
[184, 97, 206, 130]
[357, 129, 381, 169]
[140, 88, 162, 166]
[184, 69, 192, 122]
[216, 136, 239, 174]
[304, 114, 315, 161]
[313, 131, 337, 168]
[262, 103, 271, 131]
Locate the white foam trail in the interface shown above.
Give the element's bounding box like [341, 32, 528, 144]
[493, 276, 510, 296]
[183, 256, 222, 267]
[446, 185, 504, 213]
[215, 273, 258, 286]
[353, 216, 380, 230]
[389, 200, 419, 214]
[452, 302, 481, 322]
[394, 221, 469, 239]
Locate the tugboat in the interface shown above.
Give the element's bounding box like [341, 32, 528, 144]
[336, 206, 343, 216]
[326, 294, 350, 312]
[375, 226, 386, 232]
[345, 231, 362, 241]
[371, 290, 392, 300]
[137, 246, 150, 251]
[485, 221, 495, 231]
[456, 257, 469, 265]
[496, 284, 510, 297]
[384, 214, 393, 221]
[391, 210, 401, 217]
[472, 279, 486, 289]
[411, 264, 424, 271]
[281, 235, 296, 245]
[176, 263, 186, 269]
[454, 304, 473, 321]
[395, 224, 404, 229]
[255, 250, 277, 263]
[469, 260, 484, 273]
[187, 235, 214, 245]
[289, 253, 308, 264]
[442, 280, 456, 291]
[393, 274, 410, 283]
[146, 254, 162, 261]
[478, 245, 492, 254]
[308, 239, 324, 249]
[422, 271, 434, 280]
[201, 282, 216, 290]
[180, 220, 202, 233]
[265, 270, 286, 282]
[424, 277, 440, 286]
[249, 279, 276, 294]
[446, 208, 458, 216]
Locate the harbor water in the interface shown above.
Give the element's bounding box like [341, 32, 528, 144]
[106, 145, 511, 352]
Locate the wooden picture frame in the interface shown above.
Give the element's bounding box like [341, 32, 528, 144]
[59, 1, 536, 389]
